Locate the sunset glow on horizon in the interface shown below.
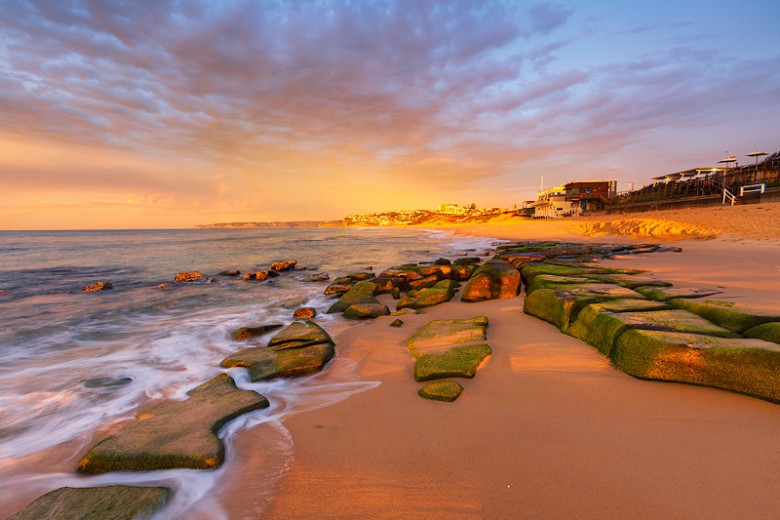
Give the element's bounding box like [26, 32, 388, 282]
[1, 0, 778, 229]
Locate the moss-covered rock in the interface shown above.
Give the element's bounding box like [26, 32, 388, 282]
[343, 303, 391, 319]
[523, 284, 644, 330]
[611, 330, 780, 403]
[743, 322, 780, 344]
[582, 274, 674, 290]
[8, 486, 170, 520]
[397, 279, 459, 310]
[453, 257, 481, 266]
[267, 320, 334, 350]
[520, 263, 642, 284]
[408, 274, 440, 291]
[418, 380, 464, 402]
[567, 307, 738, 356]
[221, 342, 335, 381]
[414, 344, 492, 381]
[77, 374, 269, 473]
[323, 272, 375, 295]
[635, 286, 723, 301]
[668, 299, 780, 333]
[231, 323, 284, 341]
[461, 258, 521, 302]
[327, 281, 379, 313]
[390, 319, 404, 328]
[407, 317, 489, 357]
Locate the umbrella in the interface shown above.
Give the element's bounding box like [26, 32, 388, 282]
[746, 151, 768, 165]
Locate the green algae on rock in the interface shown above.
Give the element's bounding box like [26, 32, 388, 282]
[743, 322, 780, 344]
[611, 329, 780, 403]
[343, 302, 391, 319]
[668, 299, 780, 333]
[397, 279, 459, 310]
[327, 280, 379, 313]
[267, 320, 334, 350]
[77, 374, 269, 474]
[222, 342, 335, 381]
[406, 316, 489, 357]
[9, 486, 170, 520]
[635, 286, 723, 301]
[414, 344, 492, 381]
[418, 380, 464, 402]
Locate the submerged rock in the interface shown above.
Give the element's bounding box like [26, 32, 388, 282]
[83, 377, 133, 389]
[81, 281, 113, 292]
[174, 271, 204, 283]
[8, 485, 170, 520]
[293, 307, 317, 319]
[77, 374, 269, 473]
[232, 324, 284, 341]
[271, 260, 297, 272]
[243, 270, 270, 281]
[219, 269, 241, 276]
[418, 381, 463, 402]
[305, 273, 330, 282]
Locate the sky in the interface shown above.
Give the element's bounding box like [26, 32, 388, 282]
[1, 0, 778, 229]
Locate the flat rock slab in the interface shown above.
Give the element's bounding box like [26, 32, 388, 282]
[611, 329, 780, 403]
[567, 307, 738, 356]
[407, 317, 489, 358]
[414, 344, 492, 381]
[418, 381, 464, 402]
[77, 374, 269, 473]
[523, 284, 644, 331]
[9, 486, 170, 520]
[461, 258, 521, 302]
[267, 320, 334, 350]
[669, 299, 780, 333]
[221, 342, 335, 381]
[636, 286, 723, 301]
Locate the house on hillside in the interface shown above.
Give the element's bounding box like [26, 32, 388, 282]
[530, 180, 617, 218]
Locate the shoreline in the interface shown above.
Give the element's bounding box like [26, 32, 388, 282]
[256, 206, 780, 519]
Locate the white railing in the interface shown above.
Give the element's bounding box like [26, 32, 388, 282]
[739, 183, 766, 196]
[722, 188, 737, 206]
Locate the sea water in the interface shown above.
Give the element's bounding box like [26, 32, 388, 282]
[0, 227, 498, 518]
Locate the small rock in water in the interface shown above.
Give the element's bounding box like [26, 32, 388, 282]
[81, 281, 113, 292]
[232, 324, 285, 341]
[271, 260, 297, 272]
[390, 319, 404, 328]
[219, 269, 241, 276]
[294, 307, 317, 319]
[156, 283, 170, 290]
[243, 270, 269, 281]
[305, 273, 330, 282]
[83, 377, 133, 389]
[174, 271, 204, 283]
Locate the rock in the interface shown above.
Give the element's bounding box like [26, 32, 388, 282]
[407, 274, 439, 291]
[635, 286, 723, 301]
[83, 377, 133, 389]
[453, 257, 481, 265]
[327, 281, 379, 314]
[418, 381, 463, 402]
[343, 303, 391, 319]
[219, 269, 241, 276]
[523, 284, 644, 331]
[392, 308, 422, 316]
[305, 273, 330, 282]
[174, 271, 204, 283]
[243, 271, 265, 281]
[433, 258, 451, 265]
[397, 279, 459, 310]
[407, 317, 489, 358]
[390, 319, 404, 328]
[369, 277, 396, 294]
[668, 299, 780, 333]
[271, 260, 297, 272]
[611, 330, 780, 403]
[221, 342, 335, 381]
[294, 307, 317, 319]
[567, 307, 738, 357]
[392, 287, 401, 299]
[324, 283, 353, 295]
[232, 324, 284, 341]
[323, 272, 375, 295]
[520, 262, 645, 284]
[449, 264, 477, 281]
[743, 322, 780, 344]
[414, 344, 492, 381]
[461, 258, 521, 302]
[156, 283, 170, 290]
[268, 320, 334, 350]
[81, 281, 113, 292]
[8, 485, 170, 520]
[77, 374, 269, 473]
[275, 296, 309, 309]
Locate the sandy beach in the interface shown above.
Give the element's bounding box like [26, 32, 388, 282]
[255, 203, 780, 519]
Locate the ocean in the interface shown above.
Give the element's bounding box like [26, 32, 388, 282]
[0, 227, 498, 518]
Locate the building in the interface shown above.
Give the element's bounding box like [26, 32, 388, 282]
[530, 180, 616, 218]
[437, 203, 469, 215]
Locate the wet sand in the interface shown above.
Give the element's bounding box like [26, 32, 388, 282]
[259, 205, 780, 519]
